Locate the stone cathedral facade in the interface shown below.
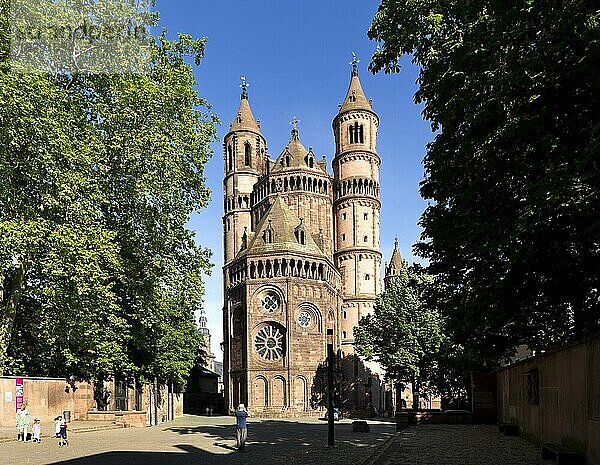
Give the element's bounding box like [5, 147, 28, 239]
[222, 63, 386, 415]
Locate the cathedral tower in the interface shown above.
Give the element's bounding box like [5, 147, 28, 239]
[332, 59, 382, 352]
[223, 80, 267, 264]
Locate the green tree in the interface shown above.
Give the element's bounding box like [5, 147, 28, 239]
[369, 1, 600, 363]
[355, 265, 444, 409]
[0, 0, 215, 383]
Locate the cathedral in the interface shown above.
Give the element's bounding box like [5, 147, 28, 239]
[222, 60, 393, 416]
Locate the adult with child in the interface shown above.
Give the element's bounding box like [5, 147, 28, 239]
[16, 403, 31, 442]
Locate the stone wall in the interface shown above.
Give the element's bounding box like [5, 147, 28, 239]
[497, 335, 600, 465]
[0, 377, 94, 427]
[0, 377, 183, 428]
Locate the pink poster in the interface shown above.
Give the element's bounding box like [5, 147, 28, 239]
[15, 378, 23, 411]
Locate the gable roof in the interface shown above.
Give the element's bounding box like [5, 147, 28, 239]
[240, 196, 326, 258]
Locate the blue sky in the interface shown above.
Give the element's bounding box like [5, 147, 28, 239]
[155, 1, 434, 356]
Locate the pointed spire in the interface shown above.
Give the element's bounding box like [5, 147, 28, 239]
[230, 76, 261, 133]
[339, 53, 372, 114]
[387, 237, 404, 277]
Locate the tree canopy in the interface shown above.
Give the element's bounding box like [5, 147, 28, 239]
[0, 0, 216, 387]
[369, 0, 600, 363]
[355, 265, 444, 407]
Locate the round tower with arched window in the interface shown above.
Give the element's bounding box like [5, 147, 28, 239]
[332, 60, 382, 353]
[223, 80, 267, 264]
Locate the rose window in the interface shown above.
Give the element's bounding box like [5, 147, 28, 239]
[297, 311, 312, 328]
[260, 294, 279, 313]
[254, 325, 284, 361]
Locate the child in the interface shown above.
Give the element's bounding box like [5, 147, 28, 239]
[32, 419, 41, 443]
[59, 418, 68, 447]
[54, 416, 62, 446]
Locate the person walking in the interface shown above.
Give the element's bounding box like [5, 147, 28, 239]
[16, 403, 31, 442]
[235, 403, 249, 452]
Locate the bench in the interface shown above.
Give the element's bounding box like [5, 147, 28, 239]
[352, 420, 370, 432]
[497, 422, 519, 436]
[541, 443, 584, 465]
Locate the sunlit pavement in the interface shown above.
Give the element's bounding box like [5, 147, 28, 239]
[379, 424, 540, 465]
[0, 415, 396, 465]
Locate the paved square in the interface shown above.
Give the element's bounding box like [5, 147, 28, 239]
[0, 415, 395, 465]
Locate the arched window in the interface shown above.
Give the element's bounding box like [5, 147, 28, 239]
[364, 213, 368, 220]
[285, 155, 290, 167]
[227, 145, 233, 171]
[359, 124, 364, 143]
[365, 274, 370, 280]
[343, 311, 347, 319]
[342, 331, 347, 339]
[348, 125, 354, 144]
[244, 143, 251, 166]
[295, 230, 305, 245]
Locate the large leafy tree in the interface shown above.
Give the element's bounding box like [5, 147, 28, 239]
[0, 0, 215, 384]
[355, 265, 444, 409]
[369, 1, 600, 363]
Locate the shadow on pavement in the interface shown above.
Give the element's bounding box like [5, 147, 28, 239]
[168, 418, 392, 451]
[44, 419, 393, 465]
[46, 445, 223, 465]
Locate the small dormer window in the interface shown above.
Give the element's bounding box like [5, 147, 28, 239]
[295, 219, 306, 245]
[285, 155, 290, 167]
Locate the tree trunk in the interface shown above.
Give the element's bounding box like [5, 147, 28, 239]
[0, 261, 28, 375]
[411, 375, 420, 410]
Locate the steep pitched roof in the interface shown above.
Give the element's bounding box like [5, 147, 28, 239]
[386, 238, 404, 277]
[229, 92, 261, 133]
[242, 196, 326, 258]
[339, 66, 372, 114]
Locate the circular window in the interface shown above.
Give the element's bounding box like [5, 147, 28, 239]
[255, 325, 284, 361]
[297, 311, 312, 328]
[260, 294, 279, 313]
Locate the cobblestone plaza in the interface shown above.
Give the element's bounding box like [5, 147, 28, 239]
[0, 415, 540, 465]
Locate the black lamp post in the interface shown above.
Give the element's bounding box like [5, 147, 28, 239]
[327, 328, 334, 447]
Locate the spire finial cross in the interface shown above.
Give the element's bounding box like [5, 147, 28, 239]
[291, 115, 299, 130]
[350, 51, 360, 76]
[240, 76, 249, 98]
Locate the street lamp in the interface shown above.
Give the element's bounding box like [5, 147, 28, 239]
[326, 328, 334, 447]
